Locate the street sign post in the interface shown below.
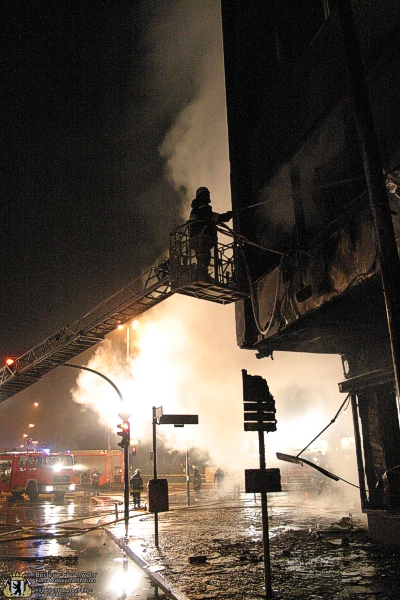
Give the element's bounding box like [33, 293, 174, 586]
[242, 369, 279, 599]
[151, 407, 199, 546]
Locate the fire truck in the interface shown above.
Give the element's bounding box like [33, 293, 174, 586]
[0, 451, 76, 500]
[70, 449, 124, 490]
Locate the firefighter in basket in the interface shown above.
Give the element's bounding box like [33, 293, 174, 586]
[187, 187, 232, 280]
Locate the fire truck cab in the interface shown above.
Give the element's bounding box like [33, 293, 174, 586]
[0, 451, 76, 500]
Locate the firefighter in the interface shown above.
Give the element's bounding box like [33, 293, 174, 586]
[232, 475, 241, 499]
[187, 187, 232, 280]
[130, 468, 144, 508]
[80, 469, 90, 495]
[214, 466, 225, 498]
[91, 467, 101, 495]
[193, 466, 202, 499]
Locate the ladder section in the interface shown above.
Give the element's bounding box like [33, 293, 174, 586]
[0, 262, 172, 403]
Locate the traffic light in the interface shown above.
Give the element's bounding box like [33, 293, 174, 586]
[131, 446, 136, 456]
[117, 421, 130, 448]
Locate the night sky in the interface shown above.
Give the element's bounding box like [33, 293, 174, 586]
[2, 2, 188, 355]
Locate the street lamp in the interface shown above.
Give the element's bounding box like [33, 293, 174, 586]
[118, 320, 139, 364]
[61, 363, 131, 521]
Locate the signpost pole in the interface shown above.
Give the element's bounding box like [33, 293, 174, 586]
[151, 411, 198, 546]
[152, 406, 159, 547]
[242, 370, 276, 599]
[186, 449, 190, 507]
[258, 426, 272, 599]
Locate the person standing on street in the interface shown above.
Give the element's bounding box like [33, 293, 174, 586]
[214, 466, 225, 498]
[80, 469, 91, 496]
[193, 466, 202, 499]
[91, 467, 101, 496]
[130, 468, 144, 508]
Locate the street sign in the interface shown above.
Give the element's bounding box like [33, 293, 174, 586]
[158, 414, 199, 426]
[243, 411, 277, 421]
[242, 370, 277, 432]
[244, 422, 277, 432]
[148, 478, 169, 513]
[243, 402, 276, 412]
[155, 406, 163, 420]
[245, 468, 282, 493]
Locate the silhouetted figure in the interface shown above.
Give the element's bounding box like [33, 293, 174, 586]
[91, 467, 101, 495]
[214, 466, 225, 498]
[188, 187, 232, 280]
[193, 466, 202, 499]
[80, 469, 90, 495]
[232, 475, 241, 499]
[130, 468, 144, 508]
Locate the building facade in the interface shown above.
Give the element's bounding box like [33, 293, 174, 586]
[221, 0, 400, 543]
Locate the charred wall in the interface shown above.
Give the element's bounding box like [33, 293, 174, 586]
[221, 0, 400, 356]
[221, 1, 400, 520]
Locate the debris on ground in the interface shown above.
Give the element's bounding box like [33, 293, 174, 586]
[109, 492, 400, 599]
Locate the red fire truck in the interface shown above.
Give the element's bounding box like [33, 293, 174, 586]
[0, 451, 76, 500]
[70, 449, 124, 490]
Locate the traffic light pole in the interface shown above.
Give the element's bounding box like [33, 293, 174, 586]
[124, 443, 130, 523]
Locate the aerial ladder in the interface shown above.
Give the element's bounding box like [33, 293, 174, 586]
[0, 223, 248, 403]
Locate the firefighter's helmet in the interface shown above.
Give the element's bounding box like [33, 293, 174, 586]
[196, 186, 210, 201]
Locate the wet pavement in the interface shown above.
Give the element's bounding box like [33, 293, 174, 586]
[1, 488, 400, 599]
[0, 494, 165, 599]
[105, 486, 400, 599]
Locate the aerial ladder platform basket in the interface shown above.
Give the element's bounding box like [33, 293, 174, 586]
[169, 222, 248, 305]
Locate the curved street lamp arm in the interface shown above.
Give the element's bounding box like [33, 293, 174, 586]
[62, 363, 124, 403]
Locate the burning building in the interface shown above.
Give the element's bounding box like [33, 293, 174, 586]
[220, 0, 400, 544]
